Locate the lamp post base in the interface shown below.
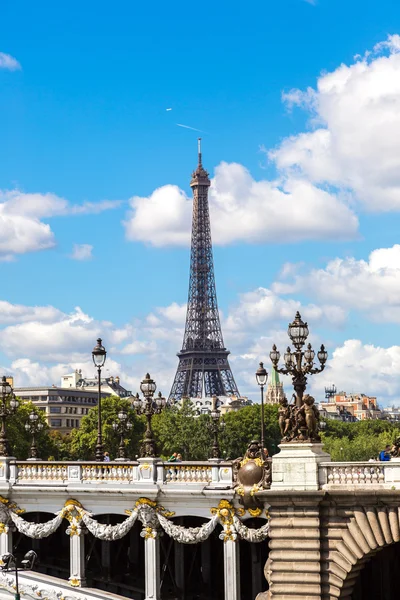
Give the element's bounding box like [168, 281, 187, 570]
[271, 442, 331, 491]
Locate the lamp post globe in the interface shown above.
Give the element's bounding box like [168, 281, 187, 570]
[92, 338, 107, 462]
[288, 311, 309, 350]
[92, 338, 106, 368]
[140, 373, 157, 398]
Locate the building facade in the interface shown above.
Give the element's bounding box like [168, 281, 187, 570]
[15, 371, 132, 433]
[321, 390, 382, 420]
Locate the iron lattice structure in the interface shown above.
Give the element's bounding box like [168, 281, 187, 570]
[169, 142, 240, 401]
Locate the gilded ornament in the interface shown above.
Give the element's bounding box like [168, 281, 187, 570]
[248, 508, 262, 518]
[69, 578, 81, 587]
[0, 496, 24, 514]
[143, 526, 156, 539]
[0, 522, 8, 534]
[136, 497, 157, 508]
[64, 498, 83, 509]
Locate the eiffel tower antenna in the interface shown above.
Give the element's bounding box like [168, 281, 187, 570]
[169, 141, 240, 401]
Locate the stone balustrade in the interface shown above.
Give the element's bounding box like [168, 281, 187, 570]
[4, 459, 233, 489]
[6, 457, 400, 491]
[319, 460, 395, 488]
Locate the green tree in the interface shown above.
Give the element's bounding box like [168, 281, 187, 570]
[152, 399, 212, 460]
[68, 397, 144, 460]
[321, 418, 400, 461]
[7, 401, 54, 460]
[221, 404, 280, 459]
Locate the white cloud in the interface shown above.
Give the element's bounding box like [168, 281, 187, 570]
[224, 287, 346, 337]
[0, 190, 121, 260]
[124, 162, 358, 247]
[271, 35, 400, 211]
[2, 289, 398, 405]
[0, 301, 63, 325]
[0, 52, 21, 71]
[273, 245, 400, 323]
[70, 244, 93, 261]
[312, 340, 400, 404]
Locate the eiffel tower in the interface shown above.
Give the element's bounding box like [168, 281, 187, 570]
[169, 140, 240, 401]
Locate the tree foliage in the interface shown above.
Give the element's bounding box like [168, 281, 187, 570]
[8, 395, 400, 463]
[8, 401, 53, 460]
[68, 396, 144, 460]
[321, 419, 400, 461]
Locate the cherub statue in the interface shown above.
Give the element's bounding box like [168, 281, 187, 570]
[300, 394, 320, 441]
[278, 396, 291, 440]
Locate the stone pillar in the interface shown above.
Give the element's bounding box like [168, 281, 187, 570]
[69, 528, 86, 587]
[0, 525, 12, 557]
[142, 529, 161, 600]
[223, 538, 240, 600]
[268, 494, 322, 600]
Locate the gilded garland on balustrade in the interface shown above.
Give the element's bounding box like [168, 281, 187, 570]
[0, 495, 269, 555]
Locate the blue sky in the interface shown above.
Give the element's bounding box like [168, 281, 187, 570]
[2, 0, 400, 404]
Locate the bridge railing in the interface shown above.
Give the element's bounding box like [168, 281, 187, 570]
[319, 461, 399, 488]
[7, 459, 233, 488]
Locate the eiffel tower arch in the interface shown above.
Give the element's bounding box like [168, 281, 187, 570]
[169, 140, 240, 401]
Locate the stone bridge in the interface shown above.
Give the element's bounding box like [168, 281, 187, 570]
[0, 445, 399, 600]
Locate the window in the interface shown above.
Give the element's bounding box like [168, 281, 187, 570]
[66, 419, 70, 427]
[50, 419, 62, 427]
[50, 406, 61, 414]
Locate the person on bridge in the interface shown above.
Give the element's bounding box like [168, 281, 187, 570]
[379, 445, 391, 461]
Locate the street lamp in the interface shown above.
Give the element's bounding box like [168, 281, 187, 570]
[92, 338, 107, 462]
[0, 376, 19, 457]
[208, 396, 225, 459]
[1, 550, 37, 600]
[24, 411, 44, 460]
[112, 409, 133, 461]
[269, 312, 327, 407]
[132, 374, 167, 458]
[255, 362, 268, 451]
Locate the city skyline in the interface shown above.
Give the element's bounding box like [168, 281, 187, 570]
[1, 1, 400, 404]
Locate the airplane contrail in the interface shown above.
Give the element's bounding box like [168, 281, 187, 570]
[176, 123, 206, 133]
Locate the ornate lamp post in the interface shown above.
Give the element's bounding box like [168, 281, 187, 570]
[25, 411, 44, 460]
[0, 376, 19, 457]
[269, 312, 327, 408]
[132, 374, 166, 458]
[112, 409, 133, 461]
[208, 396, 225, 459]
[92, 338, 107, 462]
[255, 362, 268, 451]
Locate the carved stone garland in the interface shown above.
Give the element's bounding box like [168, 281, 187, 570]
[0, 496, 269, 545]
